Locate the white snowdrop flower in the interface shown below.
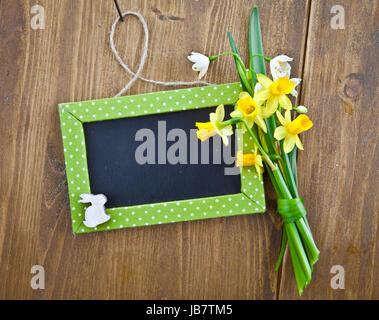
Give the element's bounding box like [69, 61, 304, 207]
[270, 55, 293, 80]
[188, 52, 210, 79]
[289, 78, 302, 97]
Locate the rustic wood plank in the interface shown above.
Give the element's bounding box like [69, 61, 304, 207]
[0, 0, 310, 299]
[279, 0, 379, 299]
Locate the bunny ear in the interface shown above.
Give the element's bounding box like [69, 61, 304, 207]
[94, 194, 107, 204]
[98, 194, 107, 202]
[78, 193, 94, 203]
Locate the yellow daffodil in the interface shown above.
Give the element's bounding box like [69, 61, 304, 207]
[230, 92, 267, 132]
[254, 74, 301, 115]
[195, 104, 233, 146]
[274, 110, 313, 153]
[236, 144, 264, 180]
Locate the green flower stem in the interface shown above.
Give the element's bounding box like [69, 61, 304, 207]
[275, 230, 287, 271]
[209, 52, 246, 69]
[249, 54, 271, 73]
[219, 117, 241, 127]
[286, 223, 312, 283]
[296, 218, 320, 266]
[280, 141, 299, 198]
[285, 227, 308, 295]
[288, 147, 298, 187]
[265, 163, 283, 198]
[271, 167, 292, 199]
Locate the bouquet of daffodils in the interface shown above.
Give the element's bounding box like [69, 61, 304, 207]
[189, 7, 319, 295]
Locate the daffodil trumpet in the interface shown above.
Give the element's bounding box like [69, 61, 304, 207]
[193, 6, 319, 296]
[236, 145, 264, 180]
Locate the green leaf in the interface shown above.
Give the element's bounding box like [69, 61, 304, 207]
[249, 7, 266, 82]
[249, 7, 277, 156]
[227, 32, 254, 95]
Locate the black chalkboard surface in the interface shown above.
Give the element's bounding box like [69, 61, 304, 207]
[84, 106, 240, 208]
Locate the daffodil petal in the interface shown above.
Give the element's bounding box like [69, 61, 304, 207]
[254, 83, 264, 93]
[254, 116, 267, 133]
[254, 88, 271, 105]
[256, 154, 263, 167]
[284, 110, 292, 123]
[283, 135, 296, 153]
[222, 135, 229, 146]
[295, 135, 304, 150]
[274, 126, 287, 141]
[215, 104, 224, 121]
[245, 117, 255, 128]
[239, 91, 250, 99]
[257, 74, 273, 89]
[209, 113, 217, 125]
[276, 111, 286, 126]
[222, 125, 233, 136]
[230, 109, 243, 118]
[278, 94, 292, 110]
[267, 96, 279, 113]
[261, 107, 274, 119]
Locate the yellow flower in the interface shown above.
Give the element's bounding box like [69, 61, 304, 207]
[230, 92, 267, 133]
[274, 110, 313, 153]
[195, 104, 233, 146]
[236, 144, 264, 180]
[254, 74, 300, 115]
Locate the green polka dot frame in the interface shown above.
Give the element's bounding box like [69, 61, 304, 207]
[59, 82, 266, 234]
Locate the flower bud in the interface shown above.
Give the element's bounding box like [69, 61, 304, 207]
[295, 106, 308, 114]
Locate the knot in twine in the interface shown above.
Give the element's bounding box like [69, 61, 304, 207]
[277, 198, 306, 224]
[110, 11, 211, 97]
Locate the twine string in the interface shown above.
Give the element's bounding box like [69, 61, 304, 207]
[110, 11, 211, 97]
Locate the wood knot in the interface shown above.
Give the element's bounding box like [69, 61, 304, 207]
[343, 73, 364, 101]
[338, 73, 364, 115]
[152, 7, 184, 21]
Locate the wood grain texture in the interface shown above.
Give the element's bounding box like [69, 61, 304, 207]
[0, 0, 376, 299]
[279, 0, 379, 299]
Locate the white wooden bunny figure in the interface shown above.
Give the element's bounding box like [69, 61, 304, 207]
[78, 194, 110, 228]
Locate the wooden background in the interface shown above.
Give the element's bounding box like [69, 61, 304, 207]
[0, 0, 377, 299]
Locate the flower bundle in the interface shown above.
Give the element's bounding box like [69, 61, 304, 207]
[189, 7, 319, 295]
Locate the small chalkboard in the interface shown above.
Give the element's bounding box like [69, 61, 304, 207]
[84, 106, 240, 208]
[59, 82, 266, 234]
